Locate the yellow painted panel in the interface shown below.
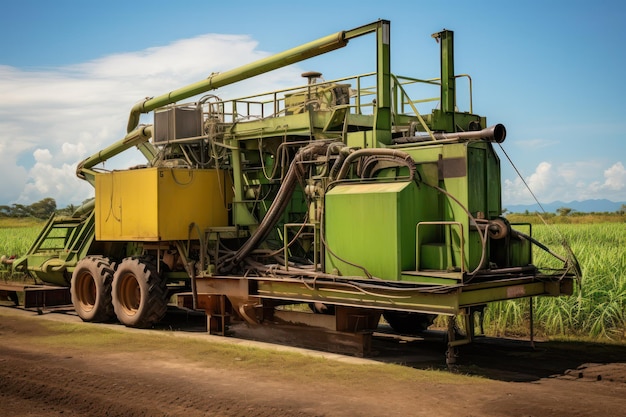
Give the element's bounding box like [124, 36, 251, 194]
[95, 168, 231, 241]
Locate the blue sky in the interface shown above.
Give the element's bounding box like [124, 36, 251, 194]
[1, 0, 625, 208]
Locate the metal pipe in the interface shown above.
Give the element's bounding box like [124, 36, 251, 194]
[392, 124, 507, 145]
[71, 199, 95, 218]
[76, 125, 154, 184]
[432, 30, 455, 118]
[126, 32, 349, 133]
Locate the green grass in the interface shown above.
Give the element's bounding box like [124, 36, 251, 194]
[506, 212, 625, 224]
[0, 217, 46, 228]
[0, 217, 44, 257]
[0, 218, 45, 281]
[0, 226, 41, 258]
[484, 222, 626, 340]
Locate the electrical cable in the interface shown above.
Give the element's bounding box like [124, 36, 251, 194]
[497, 143, 582, 281]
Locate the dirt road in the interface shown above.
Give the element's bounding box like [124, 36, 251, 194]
[1, 306, 625, 416]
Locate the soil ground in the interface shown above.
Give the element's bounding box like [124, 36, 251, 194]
[1, 305, 626, 417]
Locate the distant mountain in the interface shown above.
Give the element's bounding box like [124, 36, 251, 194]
[505, 199, 626, 214]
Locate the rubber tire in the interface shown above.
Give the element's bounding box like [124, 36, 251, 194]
[70, 256, 116, 322]
[383, 311, 436, 335]
[112, 257, 168, 328]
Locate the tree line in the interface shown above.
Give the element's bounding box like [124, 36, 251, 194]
[504, 204, 626, 216]
[0, 198, 79, 219]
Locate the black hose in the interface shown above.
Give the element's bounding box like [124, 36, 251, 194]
[219, 142, 330, 272]
[334, 148, 416, 180]
[512, 230, 567, 263]
[359, 154, 415, 179]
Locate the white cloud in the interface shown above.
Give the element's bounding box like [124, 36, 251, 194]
[33, 148, 53, 163]
[61, 142, 87, 159]
[526, 161, 552, 194]
[504, 160, 626, 205]
[602, 162, 626, 191]
[20, 161, 82, 199]
[0, 33, 303, 207]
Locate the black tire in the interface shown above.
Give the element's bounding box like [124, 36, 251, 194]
[70, 256, 116, 322]
[383, 311, 436, 335]
[112, 256, 168, 328]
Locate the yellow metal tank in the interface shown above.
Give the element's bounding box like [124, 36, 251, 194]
[95, 167, 231, 241]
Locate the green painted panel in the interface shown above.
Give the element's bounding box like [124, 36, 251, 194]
[324, 181, 422, 280]
[468, 146, 486, 214]
[420, 243, 449, 270]
[486, 145, 502, 218]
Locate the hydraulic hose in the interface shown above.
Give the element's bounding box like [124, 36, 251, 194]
[512, 230, 567, 263]
[219, 142, 330, 273]
[359, 154, 417, 179]
[333, 148, 416, 180]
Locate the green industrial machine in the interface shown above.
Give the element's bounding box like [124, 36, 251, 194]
[9, 20, 579, 360]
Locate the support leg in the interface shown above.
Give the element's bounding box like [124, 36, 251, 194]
[529, 297, 535, 349]
[446, 315, 457, 365]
